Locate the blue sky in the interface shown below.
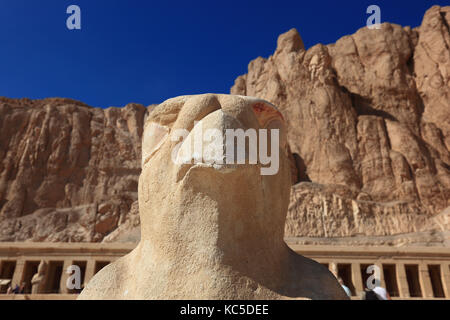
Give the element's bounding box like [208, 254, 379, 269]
[0, 0, 446, 108]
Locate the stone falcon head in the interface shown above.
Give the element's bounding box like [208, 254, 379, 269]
[79, 94, 348, 300]
[139, 94, 291, 245]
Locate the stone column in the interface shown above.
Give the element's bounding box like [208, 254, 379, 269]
[11, 259, 25, 288]
[59, 260, 74, 294]
[396, 263, 410, 298]
[441, 263, 450, 299]
[418, 263, 434, 298]
[351, 263, 364, 295]
[84, 259, 97, 285]
[374, 262, 385, 288]
[329, 262, 338, 278]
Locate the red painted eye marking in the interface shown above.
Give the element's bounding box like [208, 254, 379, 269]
[252, 103, 285, 122]
[253, 103, 265, 114]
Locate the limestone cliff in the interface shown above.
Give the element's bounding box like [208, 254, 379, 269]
[231, 5, 450, 242]
[0, 97, 147, 241]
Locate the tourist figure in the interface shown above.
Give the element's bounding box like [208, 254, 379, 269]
[18, 282, 26, 294]
[362, 285, 391, 300]
[338, 277, 352, 297]
[12, 284, 20, 294]
[372, 286, 390, 300]
[6, 285, 13, 294]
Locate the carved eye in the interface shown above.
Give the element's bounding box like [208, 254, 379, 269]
[252, 102, 285, 127]
[142, 122, 169, 167]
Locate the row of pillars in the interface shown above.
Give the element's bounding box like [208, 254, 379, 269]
[4, 257, 450, 298]
[327, 261, 450, 298]
[8, 258, 111, 294]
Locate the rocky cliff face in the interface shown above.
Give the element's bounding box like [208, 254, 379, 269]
[0, 6, 448, 243]
[0, 97, 147, 241]
[231, 5, 450, 240]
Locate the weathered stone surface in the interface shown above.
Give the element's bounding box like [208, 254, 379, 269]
[0, 97, 148, 242]
[231, 5, 450, 239]
[79, 94, 348, 300]
[285, 182, 447, 238]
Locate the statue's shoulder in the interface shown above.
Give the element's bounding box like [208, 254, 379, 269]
[78, 255, 131, 300]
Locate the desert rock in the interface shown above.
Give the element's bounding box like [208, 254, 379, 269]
[0, 97, 148, 242]
[231, 6, 450, 240]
